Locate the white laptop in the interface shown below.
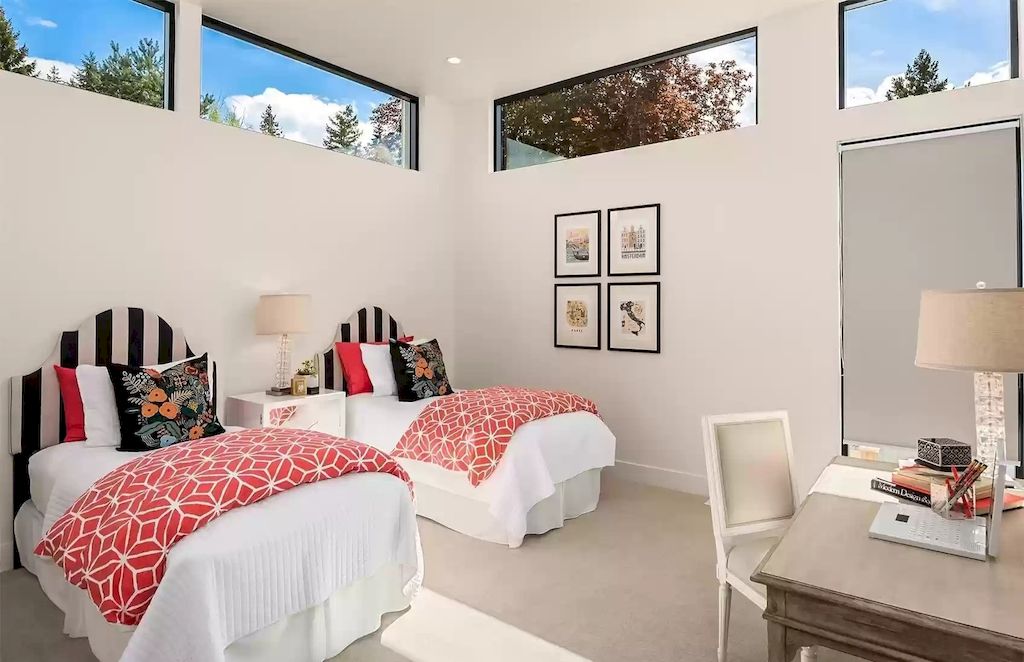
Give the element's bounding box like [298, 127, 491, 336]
[868, 502, 987, 561]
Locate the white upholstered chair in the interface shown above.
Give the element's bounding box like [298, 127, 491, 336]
[702, 411, 816, 662]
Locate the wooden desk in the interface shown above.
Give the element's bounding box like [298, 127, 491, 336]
[752, 460, 1024, 662]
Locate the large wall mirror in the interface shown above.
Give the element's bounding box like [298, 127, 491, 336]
[840, 122, 1023, 470]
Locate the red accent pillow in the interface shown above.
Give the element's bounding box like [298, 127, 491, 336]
[53, 365, 86, 442]
[336, 337, 413, 396]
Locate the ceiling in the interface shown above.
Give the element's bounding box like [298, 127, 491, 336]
[197, 0, 821, 101]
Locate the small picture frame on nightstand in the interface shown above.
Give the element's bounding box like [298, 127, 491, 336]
[291, 376, 308, 396]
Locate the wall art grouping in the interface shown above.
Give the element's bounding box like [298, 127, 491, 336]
[553, 204, 661, 353]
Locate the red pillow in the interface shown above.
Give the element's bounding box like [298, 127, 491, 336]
[336, 337, 413, 396]
[53, 365, 86, 442]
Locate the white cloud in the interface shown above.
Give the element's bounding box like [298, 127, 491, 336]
[963, 60, 1010, 87]
[225, 87, 368, 148]
[845, 74, 899, 107]
[26, 16, 57, 28]
[28, 57, 79, 82]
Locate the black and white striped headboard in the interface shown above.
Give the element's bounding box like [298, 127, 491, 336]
[9, 308, 207, 566]
[321, 306, 405, 392]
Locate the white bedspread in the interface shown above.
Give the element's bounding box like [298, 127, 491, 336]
[26, 435, 421, 662]
[346, 394, 616, 547]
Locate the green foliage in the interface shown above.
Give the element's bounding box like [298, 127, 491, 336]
[501, 55, 752, 163]
[201, 93, 243, 128]
[297, 359, 318, 376]
[323, 105, 361, 152]
[45, 65, 62, 84]
[886, 49, 948, 100]
[70, 39, 165, 108]
[0, 6, 36, 76]
[259, 104, 283, 137]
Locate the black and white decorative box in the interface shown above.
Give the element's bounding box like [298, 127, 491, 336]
[917, 438, 971, 471]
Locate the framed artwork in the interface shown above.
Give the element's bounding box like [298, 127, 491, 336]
[608, 203, 660, 276]
[554, 210, 602, 278]
[554, 284, 601, 350]
[608, 282, 661, 353]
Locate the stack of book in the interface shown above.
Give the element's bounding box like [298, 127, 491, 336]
[871, 463, 1024, 515]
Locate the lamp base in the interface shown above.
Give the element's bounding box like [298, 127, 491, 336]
[974, 370, 1008, 558]
[266, 386, 292, 397]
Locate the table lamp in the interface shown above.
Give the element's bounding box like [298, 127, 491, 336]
[256, 294, 311, 396]
[916, 285, 1024, 556]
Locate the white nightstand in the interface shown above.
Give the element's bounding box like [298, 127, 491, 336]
[224, 389, 346, 438]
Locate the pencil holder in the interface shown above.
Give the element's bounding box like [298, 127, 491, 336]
[930, 481, 977, 521]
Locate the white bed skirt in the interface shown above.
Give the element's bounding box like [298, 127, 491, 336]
[15, 501, 410, 662]
[409, 466, 603, 546]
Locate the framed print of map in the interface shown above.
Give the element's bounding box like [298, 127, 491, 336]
[608, 204, 660, 276]
[554, 284, 601, 350]
[554, 210, 601, 278]
[608, 282, 661, 353]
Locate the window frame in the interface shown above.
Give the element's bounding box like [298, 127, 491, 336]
[838, 0, 1021, 110]
[492, 27, 758, 172]
[200, 16, 420, 170]
[134, 0, 176, 110]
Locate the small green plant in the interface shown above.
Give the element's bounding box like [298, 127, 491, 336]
[297, 358, 318, 376]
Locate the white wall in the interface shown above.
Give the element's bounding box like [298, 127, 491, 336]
[452, 0, 1024, 496]
[0, 70, 460, 569]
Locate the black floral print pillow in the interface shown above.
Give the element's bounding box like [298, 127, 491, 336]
[107, 354, 225, 452]
[389, 339, 453, 402]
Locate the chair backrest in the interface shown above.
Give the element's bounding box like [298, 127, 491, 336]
[702, 411, 799, 553]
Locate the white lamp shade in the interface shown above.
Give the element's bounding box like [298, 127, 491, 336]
[916, 288, 1024, 373]
[256, 294, 311, 335]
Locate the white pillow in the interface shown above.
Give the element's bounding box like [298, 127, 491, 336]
[361, 344, 397, 397]
[76, 365, 121, 448]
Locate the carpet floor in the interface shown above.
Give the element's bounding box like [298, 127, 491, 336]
[1, 477, 861, 661]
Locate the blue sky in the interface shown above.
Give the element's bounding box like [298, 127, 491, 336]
[2, 0, 397, 146]
[844, 0, 1012, 105]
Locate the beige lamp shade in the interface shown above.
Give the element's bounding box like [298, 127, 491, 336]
[256, 294, 311, 335]
[916, 288, 1024, 373]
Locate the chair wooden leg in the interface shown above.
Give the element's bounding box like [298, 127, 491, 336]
[799, 646, 818, 661]
[718, 582, 732, 662]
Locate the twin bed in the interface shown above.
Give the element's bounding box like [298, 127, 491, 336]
[323, 306, 616, 547]
[9, 306, 616, 662]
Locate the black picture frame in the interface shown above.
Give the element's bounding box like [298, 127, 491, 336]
[608, 203, 661, 277]
[554, 284, 602, 350]
[607, 282, 661, 354]
[554, 210, 602, 278]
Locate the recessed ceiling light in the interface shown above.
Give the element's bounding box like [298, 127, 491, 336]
[446, 56, 462, 65]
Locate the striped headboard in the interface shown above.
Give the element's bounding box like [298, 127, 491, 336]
[9, 308, 207, 567]
[320, 306, 405, 392]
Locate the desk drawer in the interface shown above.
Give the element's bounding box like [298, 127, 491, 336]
[784, 591, 1020, 662]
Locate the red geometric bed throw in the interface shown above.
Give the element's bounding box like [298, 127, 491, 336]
[35, 428, 411, 625]
[393, 386, 598, 486]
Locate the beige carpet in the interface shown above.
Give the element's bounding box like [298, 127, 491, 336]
[1, 477, 860, 662]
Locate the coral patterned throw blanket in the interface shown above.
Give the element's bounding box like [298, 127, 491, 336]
[35, 428, 411, 626]
[393, 386, 599, 486]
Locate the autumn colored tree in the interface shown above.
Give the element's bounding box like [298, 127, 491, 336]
[0, 6, 36, 76]
[501, 55, 752, 164]
[887, 49, 948, 100]
[260, 105, 283, 137]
